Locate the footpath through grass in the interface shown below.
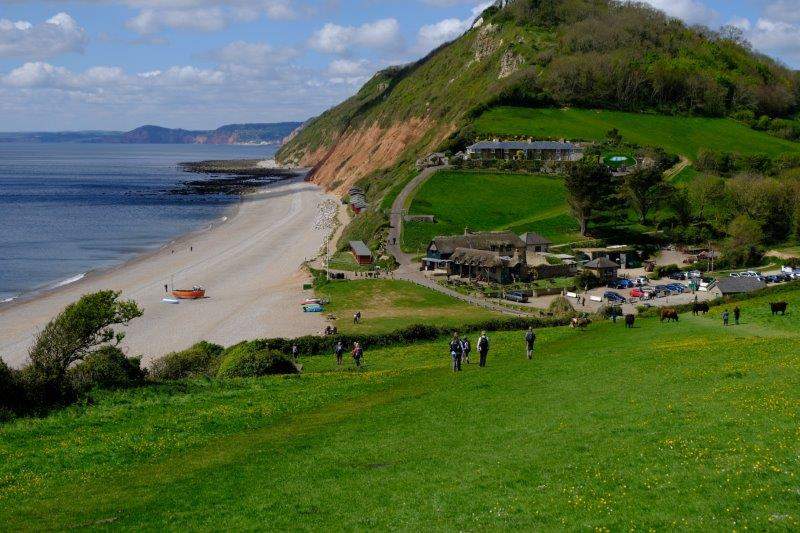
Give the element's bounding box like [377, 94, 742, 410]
[3, 287, 800, 529]
[474, 107, 800, 159]
[403, 170, 579, 252]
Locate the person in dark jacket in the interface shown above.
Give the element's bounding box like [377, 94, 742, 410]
[449, 333, 463, 372]
[734, 306, 741, 325]
[461, 336, 471, 364]
[477, 332, 489, 367]
[352, 342, 363, 368]
[525, 327, 536, 360]
[291, 344, 299, 360]
[334, 341, 344, 366]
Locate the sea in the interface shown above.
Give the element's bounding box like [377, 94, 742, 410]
[0, 143, 277, 303]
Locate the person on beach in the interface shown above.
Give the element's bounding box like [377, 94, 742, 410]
[352, 342, 363, 368]
[461, 336, 471, 364]
[291, 344, 299, 360]
[525, 327, 536, 360]
[477, 332, 489, 368]
[449, 333, 463, 372]
[734, 306, 741, 325]
[722, 310, 730, 326]
[334, 341, 344, 366]
[164, 284, 168, 293]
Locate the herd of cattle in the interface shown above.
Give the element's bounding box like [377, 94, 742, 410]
[569, 301, 790, 329]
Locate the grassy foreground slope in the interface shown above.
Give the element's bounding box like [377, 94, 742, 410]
[403, 170, 579, 252]
[3, 288, 800, 529]
[474, 107, 800, 159]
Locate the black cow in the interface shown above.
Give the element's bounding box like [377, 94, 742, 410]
[771, 301, 788, 316]
[692, 302, 709, 315]
[625, 314, 635, 329]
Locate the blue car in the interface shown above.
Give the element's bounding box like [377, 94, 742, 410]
[665, 284, 686, 293]
[607, 279, 633, 289]
[603, 291, 626, 303]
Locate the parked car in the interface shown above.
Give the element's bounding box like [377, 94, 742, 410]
[608, 279, 634, 289]
[603, 291, 626, 303]
[630, 288, 645, 298]
[668, 271, 687, 281]
[729, 272, 741, 278]
[634, 276, 649, 286]
[505, 291, 528, 303]
[688, 270, 703, 279]
[764, 275, 782, 284]
[742, 271, 762, 277]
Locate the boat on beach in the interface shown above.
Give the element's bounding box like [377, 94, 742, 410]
[171, 286, 205, 299]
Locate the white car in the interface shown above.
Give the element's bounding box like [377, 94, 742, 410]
[782, 265, 794, 275]
[635, 276, 649, 286]
[729, 272, 740, 278]
[744, 271, 762, 277]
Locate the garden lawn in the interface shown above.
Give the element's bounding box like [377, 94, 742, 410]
[474, 107, 800, 159]
[403, 170, 579, 252]
[3, 296, 800, 529]
[316, 279, 500, 334]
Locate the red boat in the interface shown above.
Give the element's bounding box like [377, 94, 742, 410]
[172, 286, 205, 299]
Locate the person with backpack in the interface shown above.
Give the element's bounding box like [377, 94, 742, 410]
[352, 342, 364, 368]
[449, 333, 463, 372]
[525, 327, 536, 360]
[722, 310, 730, 327]
[334, 341, 344, 366]
[477, 331, 489, 368]
[461, 336, 472, 364]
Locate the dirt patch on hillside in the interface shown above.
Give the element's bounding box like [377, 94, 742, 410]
[305, 117, 444, 196]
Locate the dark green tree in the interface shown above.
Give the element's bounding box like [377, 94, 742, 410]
[564, 159, 614, 236]
[623, 167, 667, 223]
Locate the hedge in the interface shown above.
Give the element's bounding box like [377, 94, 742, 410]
[244, 316, 574, 357]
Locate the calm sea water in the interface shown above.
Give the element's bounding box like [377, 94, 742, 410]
[0, 143, 277, 302]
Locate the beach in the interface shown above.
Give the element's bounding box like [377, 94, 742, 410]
[0, 176, 335, 368]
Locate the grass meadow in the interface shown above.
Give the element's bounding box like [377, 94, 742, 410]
[402, 170, 579, 252]
[474, 107, 800, 159]
[316, 279, 500, 334]
[2, 287, 800, 529]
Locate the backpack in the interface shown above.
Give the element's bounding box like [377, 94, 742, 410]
[525, 331, 535, 343]
[478, 336, 488, 351]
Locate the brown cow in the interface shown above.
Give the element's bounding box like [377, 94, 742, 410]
[570, 317, 591, 329]
[771, 301, 788, 316]
[660, 308, 679, 322]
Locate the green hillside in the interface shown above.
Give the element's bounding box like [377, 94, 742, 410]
[474, 107, 800, 159]
[403, 170, 578, 252]
[3, 286, 800, 529]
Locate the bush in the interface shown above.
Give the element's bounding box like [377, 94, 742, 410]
[68, 346, 146, 393]
[0, 360, 23, 420]
[651, 264, 679, 279]
[547, 296, 575, 316]
[150, 341, 224, 380]
[217, 343, 299, 378]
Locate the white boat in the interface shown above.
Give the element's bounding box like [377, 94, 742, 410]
[162, 297, 180, 304]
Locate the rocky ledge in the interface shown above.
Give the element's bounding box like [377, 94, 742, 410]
[175, 159, 304, 195]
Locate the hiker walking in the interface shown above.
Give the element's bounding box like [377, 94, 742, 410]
[722, 310, 730, 327]
[164, 283, 168, 293]
[352, 342, 364, 368]
[461, 336, 472, 364]
[291, 344, 299, 360]
[334, 341, 344, 366]
[477, 331, 489, 368]
[449, 333, 463, 372]
[525, 327, 536, 360]
[734, 306, 741, 325]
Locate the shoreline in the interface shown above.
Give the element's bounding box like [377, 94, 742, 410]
[0, 174, 335, 368]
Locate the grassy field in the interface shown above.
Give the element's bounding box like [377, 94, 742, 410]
[403, 170, 580, 252]
[315, 279, 499, 334]
[474, 107, 800, 159]
[3, 286, 800, 529]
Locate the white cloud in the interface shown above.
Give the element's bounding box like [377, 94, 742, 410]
[126, 7, 228, 34]
[309, 18, 403, 54]
[764, 1, 800, 23]
[327, 58, 369, 76]
[746, 18, 800, 66]
[0, 12, 87, 59]
[639, 0, 717, 26]
[416, 18, 470, 52]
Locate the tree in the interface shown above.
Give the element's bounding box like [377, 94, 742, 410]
[606, 128, 622, 145]
[564, 159, 614, 236]
[723, 215, 763, 267]
[688, 174, 728, 227]
[28, 291, 143, 385]
[623, 167, 666, 223]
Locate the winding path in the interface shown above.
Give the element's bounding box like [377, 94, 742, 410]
[385, 165, 535, 317]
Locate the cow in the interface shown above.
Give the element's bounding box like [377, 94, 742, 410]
[692, 302, 709, 315]
[625, 314, 635, 329]
[571, 317, 591, 329]
[660, 308, 679, 322]
[771, 301, 788, 316]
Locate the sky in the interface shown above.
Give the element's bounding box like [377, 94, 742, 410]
[0, 0, 798, 131]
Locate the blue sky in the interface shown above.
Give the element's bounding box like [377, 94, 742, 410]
[0, 0, 798, 131]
